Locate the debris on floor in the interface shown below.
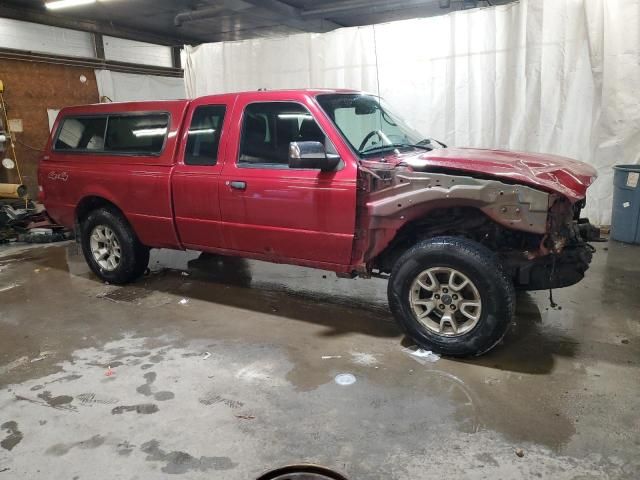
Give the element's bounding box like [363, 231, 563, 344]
[402, 346, 441, 364]
[321, 355, 342, 360]
[350, 351, 379, 367]
[179, 298, 189, 305]
[235, 414, 255, 420]
[484, 377, 501, 385]
[515, 448, 525, 457]
[202, 352, 212, 360]
[0, 282, 19, 293]
[29, 351, 53, 363]
[0, 355, 29, 375]
[0, 199, 72, 244]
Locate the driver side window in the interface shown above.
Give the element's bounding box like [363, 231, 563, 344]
[238, 102, 335, 168]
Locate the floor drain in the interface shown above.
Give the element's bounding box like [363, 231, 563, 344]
[257, 464, 348, 480]
[334, 373, 356, 386]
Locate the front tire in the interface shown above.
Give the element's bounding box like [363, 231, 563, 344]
[387, 236, 515, 356]
[80, 208, 149, 285]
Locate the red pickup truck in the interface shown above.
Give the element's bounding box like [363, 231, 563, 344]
[40, 89, 598, 356]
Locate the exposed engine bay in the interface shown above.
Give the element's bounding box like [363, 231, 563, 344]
[355, 162, 599, 290]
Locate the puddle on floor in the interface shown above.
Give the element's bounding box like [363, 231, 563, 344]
[1, 242, 638, 456]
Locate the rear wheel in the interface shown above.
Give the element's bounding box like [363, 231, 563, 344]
[387, 236, 515, 356]
[80, 208, 149, 284]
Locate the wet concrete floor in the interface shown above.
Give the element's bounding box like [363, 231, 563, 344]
[0, 241, 638, 479]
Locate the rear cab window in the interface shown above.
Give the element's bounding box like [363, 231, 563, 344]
[184, 105, 226, 166]
[54, 112, 169, 155]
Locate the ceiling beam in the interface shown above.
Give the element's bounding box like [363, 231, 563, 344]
[241, 0, 344, 31]
[177, 22, 317, 43]
[0, 4, 201, 46]
[174, 5, 228, 27]
[300, 0, 442, 19]
[0, 47, 183, 78]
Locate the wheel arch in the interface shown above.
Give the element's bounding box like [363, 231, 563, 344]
[371, 206, 534, 274]
[76, 195, 127, 227]
[358, 169, 552, 274]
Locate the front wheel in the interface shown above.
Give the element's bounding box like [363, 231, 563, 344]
[387, 236, 515, 357]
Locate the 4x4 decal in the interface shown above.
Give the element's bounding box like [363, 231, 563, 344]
[48, 171, 69, 182]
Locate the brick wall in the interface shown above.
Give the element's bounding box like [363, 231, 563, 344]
[0, 59, 99, 196]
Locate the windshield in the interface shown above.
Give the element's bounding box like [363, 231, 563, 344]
[316, 93, 440, 158]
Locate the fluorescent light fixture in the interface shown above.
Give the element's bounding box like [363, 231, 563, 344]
[46, 0, 96, 10]
[132, 128, 167, 137]
[188, 128, 216, 135]
[277, 113, 312, 120]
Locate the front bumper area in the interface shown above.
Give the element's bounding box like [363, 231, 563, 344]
[514, 217, 598, 291]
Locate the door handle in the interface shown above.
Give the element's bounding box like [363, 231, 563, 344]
[228, 180, 246, 190]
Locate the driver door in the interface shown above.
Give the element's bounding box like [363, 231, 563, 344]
[218, 96, 357, 267]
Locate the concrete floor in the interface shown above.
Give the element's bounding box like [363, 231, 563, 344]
[0, 241, 638, 479]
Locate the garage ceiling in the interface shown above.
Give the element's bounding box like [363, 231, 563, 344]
[1, 0, 518, 46]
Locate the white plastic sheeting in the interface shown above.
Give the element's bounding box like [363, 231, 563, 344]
[95, 70, 186, 102]
[184, 0, 640, 225]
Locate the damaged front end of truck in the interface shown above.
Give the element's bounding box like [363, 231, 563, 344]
[353, 159, 599, 291]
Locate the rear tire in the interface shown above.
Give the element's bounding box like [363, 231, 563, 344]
[387, 236, 515, 356]
[80, 208, 149, 285]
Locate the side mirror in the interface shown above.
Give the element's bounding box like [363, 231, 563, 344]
[288, 141, 340, 172]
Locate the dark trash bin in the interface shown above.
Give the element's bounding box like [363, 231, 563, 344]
[611, 164, 640, 244]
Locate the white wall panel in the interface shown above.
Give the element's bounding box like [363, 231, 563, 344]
[103, 36, 173, 68]
[0, 17, 94, 58]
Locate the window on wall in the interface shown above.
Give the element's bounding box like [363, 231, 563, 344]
[238, 102, 333, 167]
[184, 105, 226, 166]
[55, 117, 107, 151]
[105, 114, 169, 154]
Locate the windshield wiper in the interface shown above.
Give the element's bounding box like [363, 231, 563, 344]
[361, 143, 431, 156]
[404, 143, 433, 151]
